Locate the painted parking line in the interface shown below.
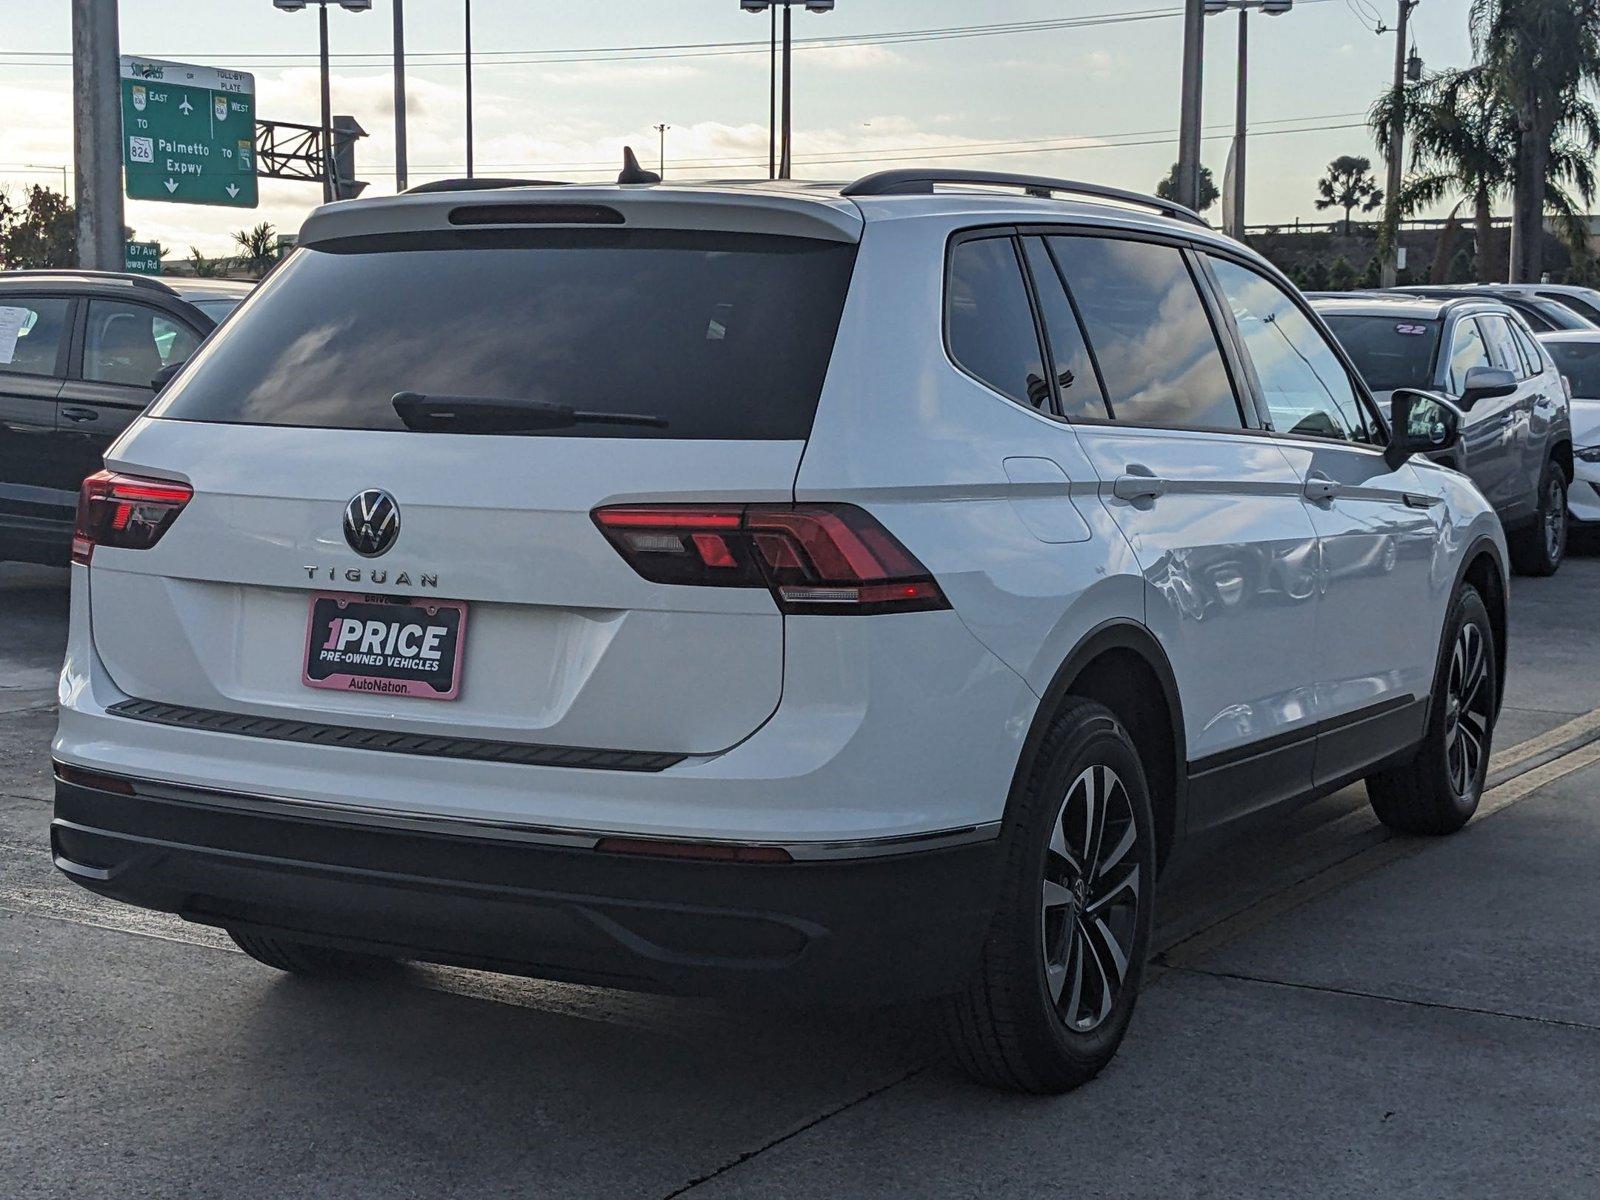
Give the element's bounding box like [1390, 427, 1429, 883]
[1489, 704, 1600, 775]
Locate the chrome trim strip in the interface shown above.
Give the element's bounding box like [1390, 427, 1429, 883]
[56, 764, 1003, 861]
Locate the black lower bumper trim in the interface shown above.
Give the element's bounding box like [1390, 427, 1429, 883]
[105, 697, 686, 773]
[52, 778, 1001, 1003]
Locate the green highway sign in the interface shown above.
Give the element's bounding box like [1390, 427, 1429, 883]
[121, 56, 257, 208]
[124, 242, 162, 274]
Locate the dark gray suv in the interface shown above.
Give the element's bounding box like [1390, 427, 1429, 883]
[1313, 294, 1574, 575]
[0, 270, 252, 566]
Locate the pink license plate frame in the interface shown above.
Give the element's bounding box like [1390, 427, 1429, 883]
[301, 591, 468, 701]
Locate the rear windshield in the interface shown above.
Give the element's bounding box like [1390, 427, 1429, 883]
[1545, 339, 1600, 398]
[152, 228, 858, 439]
[1322, 314, 1441, 391]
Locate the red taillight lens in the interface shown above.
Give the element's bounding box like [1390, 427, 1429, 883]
[71, 469, 192, 565]
[592, 503, 949, 614]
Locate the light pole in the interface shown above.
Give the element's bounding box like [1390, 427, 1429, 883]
[654, 124, 670, 177]
[273, 0, 371, 203]
[1176, 0, 1205, 212]
[740, 0, 836, 181]
[464, 0, 474, 178]
[393, 0, 407, 192]
[1380, 0, 1420, 285]
[1204, 0, 1293, 238]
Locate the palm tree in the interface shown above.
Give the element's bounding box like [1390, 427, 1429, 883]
[232, 221, 278, 278]
[1314, 155, 1384, 234]
[1471, 0, 1600, 281]
[1371, 65, 1598, 282]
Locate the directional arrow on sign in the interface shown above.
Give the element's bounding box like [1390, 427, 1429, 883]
[179, 97, 193, 115]
[164, 178, 179, 194]
[226, 184, 239, 199]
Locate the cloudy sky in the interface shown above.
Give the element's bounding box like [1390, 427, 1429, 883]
[1, 0, 1475, 256]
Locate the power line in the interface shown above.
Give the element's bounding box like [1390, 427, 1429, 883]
[0, 2, 1337, 70]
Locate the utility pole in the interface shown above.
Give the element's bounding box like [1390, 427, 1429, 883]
[318, 2, 334, 201]
[1232, 7, 1247, 237]
[71, 0, 124, 270]
[464, 0, 475, 178]
[1380, 0, 1416, 287]
[779, 2, 793, 178]
[393, 0, 408, 192]
[655, 124, 669, 177]
[1176, 0, 1206, 211]
[769, 6, 777, 179]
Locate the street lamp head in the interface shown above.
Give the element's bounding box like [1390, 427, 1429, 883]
[804, 1, 836, 11]
[273, 0, 372, 9]
[740, 0, 768, 10]
[1261, 0, 1294, 13]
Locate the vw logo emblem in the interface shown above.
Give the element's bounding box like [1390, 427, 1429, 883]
[343, 489, 401, 558]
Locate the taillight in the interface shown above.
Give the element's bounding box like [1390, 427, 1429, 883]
[593, 503, 949, 615]
[71, 469, 192, 565]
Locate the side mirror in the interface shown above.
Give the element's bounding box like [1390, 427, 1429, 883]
[1459, 364, 1517, 410]
[1385, 389, 1462, 471]
[150, 361, 184, 392]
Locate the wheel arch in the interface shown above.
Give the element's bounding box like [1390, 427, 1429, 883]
[1456, 536, 1508, 721]
[1551, 437, 1574, 484]
[1013, 620, 1187, 873]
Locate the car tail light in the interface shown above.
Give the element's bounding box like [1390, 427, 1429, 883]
[71, 470, 192, 565]
[592, 503, 950, 614]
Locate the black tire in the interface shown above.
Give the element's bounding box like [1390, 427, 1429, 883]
[228, 929, 395, 977]
[1367, 585, 1497, 835]
[938, 698, 1156, 1094]
[1508, 461, 1567, 577]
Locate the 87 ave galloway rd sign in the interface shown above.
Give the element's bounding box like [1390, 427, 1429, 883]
[121, 57, 257, 208]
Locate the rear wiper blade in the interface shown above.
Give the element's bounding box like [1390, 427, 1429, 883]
[391, 391, 668, 433]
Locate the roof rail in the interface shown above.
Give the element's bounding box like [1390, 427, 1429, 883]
[0, 268, 179, 295]
[403, 177, 569, 195]
[840, 169, 1208, 227]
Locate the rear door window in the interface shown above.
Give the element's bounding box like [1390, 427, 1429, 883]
[1046, 235, 1244, 430]
[946, 236, 1048, 409]
[1018, 237, 1109, 420]
[1510, 322, 1549, 377]
[1545, 339, 1600, 397]
[1447, 319, 1493, 394]
[153, 228, 858, 440]
[0, 296, 70, 378]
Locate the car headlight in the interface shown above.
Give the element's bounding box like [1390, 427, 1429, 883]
[1578, 446, 1600, 463]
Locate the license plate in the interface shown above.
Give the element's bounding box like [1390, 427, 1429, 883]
[303, 592, 467, 701]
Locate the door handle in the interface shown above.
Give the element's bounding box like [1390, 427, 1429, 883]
[1112, 466, 1168, 502]
[59, 406, 99, 423]
[1303, 472, 1341, 503]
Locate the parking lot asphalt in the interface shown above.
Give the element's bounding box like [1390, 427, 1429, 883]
[4, 545, 1600, 1198]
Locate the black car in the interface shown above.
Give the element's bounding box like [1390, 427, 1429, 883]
[1389, 284, 1597, 333]
[1312, 293, 1575, 575]
[0, 270, 252, 565]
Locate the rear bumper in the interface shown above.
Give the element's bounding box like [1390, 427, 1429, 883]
[52, 773, 1002, 1003]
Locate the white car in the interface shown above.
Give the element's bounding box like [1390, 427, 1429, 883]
[1537, 331, 1600, 526]
[52, 167, 1509, 1093]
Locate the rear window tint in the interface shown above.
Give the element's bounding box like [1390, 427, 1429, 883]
[1322, 314, 1441, 391]
[152, 228, 857, 439]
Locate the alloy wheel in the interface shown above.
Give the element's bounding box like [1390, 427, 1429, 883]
[1444, 622, 1492, 801]
[1545, 475, 1567, 563]
[1041, 764, 1142, 1033]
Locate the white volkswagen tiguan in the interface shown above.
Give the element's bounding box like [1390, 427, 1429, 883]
[53, 169, 1509, 1093]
